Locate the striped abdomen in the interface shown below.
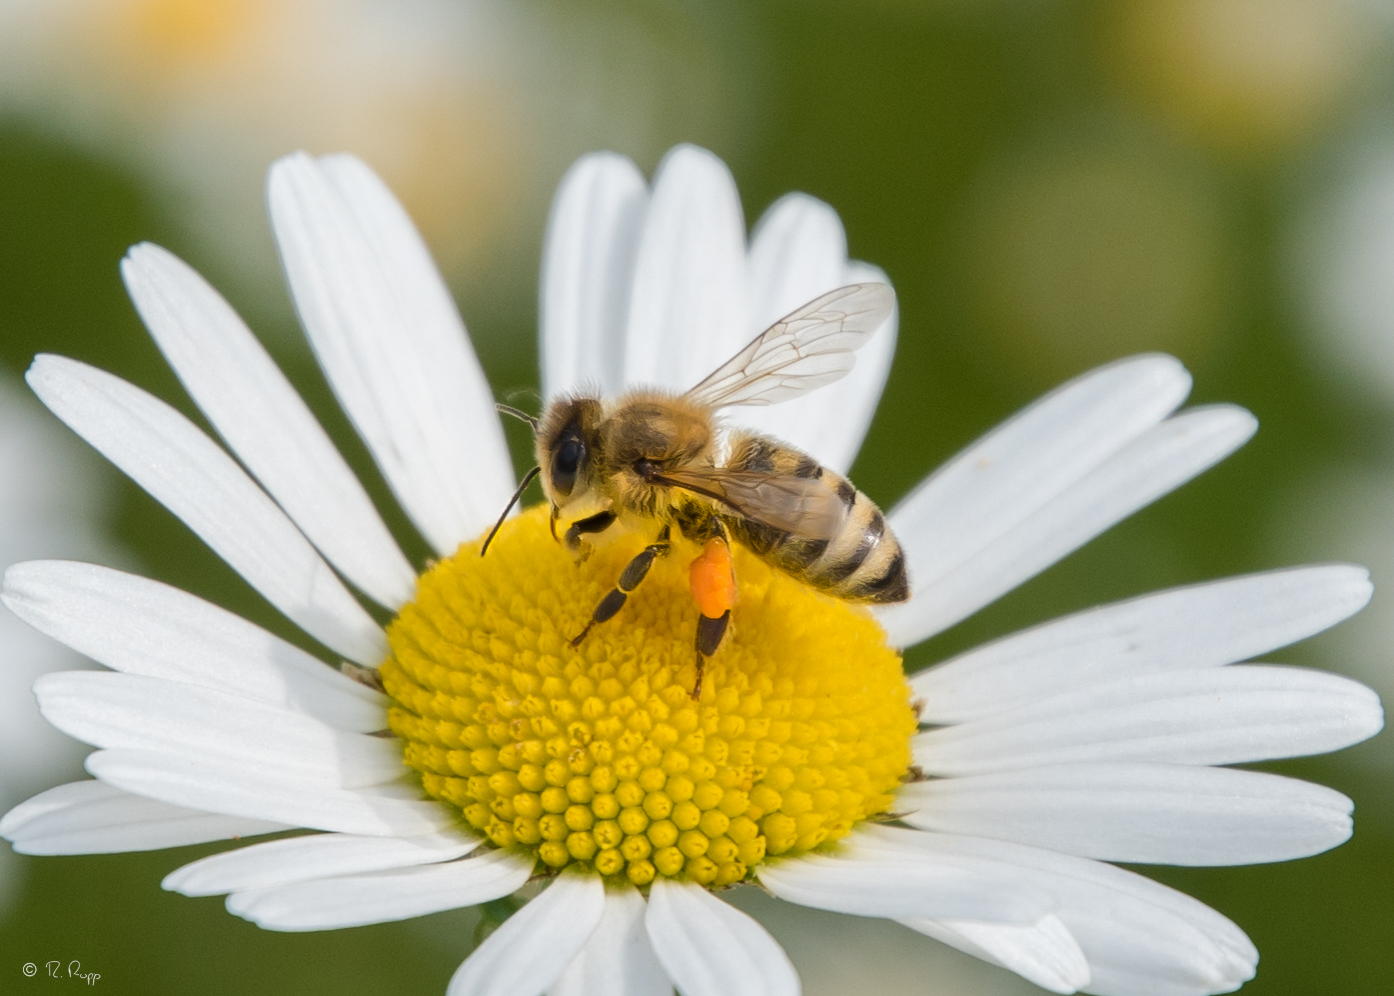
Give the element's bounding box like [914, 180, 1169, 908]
[721, 434, 908, 604]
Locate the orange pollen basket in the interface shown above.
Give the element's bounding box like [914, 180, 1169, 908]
[689, 537, 738, 619]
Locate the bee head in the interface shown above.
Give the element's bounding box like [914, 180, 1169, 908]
[536, 396, 610, 540]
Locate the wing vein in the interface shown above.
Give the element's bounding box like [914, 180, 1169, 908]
[684, 283, 894, 409]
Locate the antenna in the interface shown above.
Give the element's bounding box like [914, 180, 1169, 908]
[496, 403, 539, 430]
[480, 466, 541, 556]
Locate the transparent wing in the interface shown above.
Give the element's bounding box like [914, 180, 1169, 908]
[684, 283, 895, 409]
[655, 466, 849, 540]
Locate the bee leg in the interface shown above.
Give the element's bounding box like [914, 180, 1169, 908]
[687, 531, 738, 699]
[562, 510, 618, 553]
[569, 526, 671, 647]
[692, 610, 731, 700]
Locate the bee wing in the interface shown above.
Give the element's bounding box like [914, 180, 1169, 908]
[656, 467, 848, 541]
[683, 283, 895, 409]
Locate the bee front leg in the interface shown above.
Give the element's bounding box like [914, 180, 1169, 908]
[570, 525, 671, 648]
[563, 510, 618, 552]
[688, 531, 738, 700]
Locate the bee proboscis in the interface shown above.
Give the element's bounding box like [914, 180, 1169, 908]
[486, 283, 907, 697]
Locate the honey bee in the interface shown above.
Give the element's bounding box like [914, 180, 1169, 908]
[486, 283, 907, 696]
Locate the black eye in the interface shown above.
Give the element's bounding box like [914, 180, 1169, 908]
[551, 436, 585, 495]
[557, 439, 583, 474]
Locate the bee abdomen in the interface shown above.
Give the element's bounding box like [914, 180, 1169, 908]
[724, 466, 908, 605]
[804, 481, 908, 604]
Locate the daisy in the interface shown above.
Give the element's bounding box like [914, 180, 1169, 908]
[1, 144, 1383, 996]
[0, 376, 115, 910]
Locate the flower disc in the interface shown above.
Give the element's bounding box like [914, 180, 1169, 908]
[384, 506, 915, 886]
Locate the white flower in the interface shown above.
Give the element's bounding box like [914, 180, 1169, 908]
[0, 145, 1383, 996]
[0, 376, 117, 913]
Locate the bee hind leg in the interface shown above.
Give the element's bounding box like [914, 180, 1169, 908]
[569, 526, 671, 648]
[687, 531, 738, 699]
[692, 610, 730, 700]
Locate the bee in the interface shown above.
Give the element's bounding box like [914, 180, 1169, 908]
[486, 283, 907, 697]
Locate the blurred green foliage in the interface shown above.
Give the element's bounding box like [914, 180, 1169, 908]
[1, 1, 1390, 994]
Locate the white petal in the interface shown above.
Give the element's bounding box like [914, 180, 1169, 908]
[35, 672, 403, 789]
[1, 780, 289, 855]
[911, 564, 1373, 724]
[859, 826, 1256, 996]
[541, 151, 649, 400]
[901, 915, 1090, 995]
[808, 259, 899, 474]
[877, 355, 1191, 647]
[758, 833, 1055, 924]
[267, 152, 513, 556]
[24, 356, 386, 665]
[122, 242, 415, 609]
[163, 829, 480, 896]
[85, 749, 450, 837]
[229, 846, 533, 931]
[736, 194, 894, 472]
[548, 885, 670, 996]
[645, 878, 799, 996]
[898, 762, 1354, 865]
[623, 144, 750, 394]
[881, 403, 1256, 647]
[746, 193, 848, 334]
[915, 666, 1384, 775]
[448, 871, 606, 996]
[1, 560, 386, 733]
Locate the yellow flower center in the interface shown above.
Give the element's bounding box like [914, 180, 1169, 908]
[382, 506, 915, 887]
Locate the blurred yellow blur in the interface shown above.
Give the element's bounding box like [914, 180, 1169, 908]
[1104, 0, 1374, 159]
[0, 0, 747, 315]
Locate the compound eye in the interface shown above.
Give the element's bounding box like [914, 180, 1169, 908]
[551, 437, 585, 496]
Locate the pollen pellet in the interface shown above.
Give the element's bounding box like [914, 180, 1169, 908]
[383, 506, 913, 885]
[689, 536, 738, 618]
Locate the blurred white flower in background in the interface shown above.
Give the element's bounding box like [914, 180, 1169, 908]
[1268, 464, 1394, 798]
[956, 0, 1389, 388]
[1292, 132, 1394, 402]
[0, 376, 116, 914]
[0, 0, 752, 317]
[1282, 131, 1394, 777]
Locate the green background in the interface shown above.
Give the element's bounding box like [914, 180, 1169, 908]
[1, 1, 1390, 993]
